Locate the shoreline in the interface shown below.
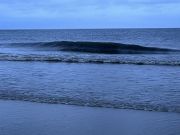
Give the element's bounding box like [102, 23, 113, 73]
[0, 100, 180, 135]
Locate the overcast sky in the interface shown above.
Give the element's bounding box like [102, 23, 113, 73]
[0, 0, 180, 29]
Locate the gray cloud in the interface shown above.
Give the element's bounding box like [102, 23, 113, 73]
[0, 0, 180, 28]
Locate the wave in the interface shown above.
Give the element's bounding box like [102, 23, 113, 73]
[4, 41, 180, 54]
[0, 92, 179, 113]
[0, 53, 180, 66]
[1, 41, 180, 66]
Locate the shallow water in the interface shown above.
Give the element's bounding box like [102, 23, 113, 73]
[0, 61, 179, 112]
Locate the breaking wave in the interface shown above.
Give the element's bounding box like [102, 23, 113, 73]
[1, 41, 180, 66]
[4, 41, 180, 54]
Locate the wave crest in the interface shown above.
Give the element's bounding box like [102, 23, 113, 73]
[5, 41, 180, 54]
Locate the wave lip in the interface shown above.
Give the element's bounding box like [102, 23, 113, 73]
[5, 41, 180, 54]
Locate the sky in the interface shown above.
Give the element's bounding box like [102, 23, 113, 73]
[0, 0, 180, 29]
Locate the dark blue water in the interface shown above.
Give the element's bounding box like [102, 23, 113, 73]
[0, 29, 180, 112]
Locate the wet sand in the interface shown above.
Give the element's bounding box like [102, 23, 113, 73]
[0, 100, 180, 135]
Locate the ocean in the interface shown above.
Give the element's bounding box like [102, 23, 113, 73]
[0, 29, 180, 113]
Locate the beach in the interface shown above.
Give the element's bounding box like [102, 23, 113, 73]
[0, 100, 180, 135]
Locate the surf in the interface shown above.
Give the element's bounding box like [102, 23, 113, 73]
[2, 41, 180, 54]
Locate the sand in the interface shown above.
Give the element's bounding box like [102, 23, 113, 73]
[0, 100, 180, 135]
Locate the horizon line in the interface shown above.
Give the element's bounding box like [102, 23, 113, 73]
[0, 27, 180, 30]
